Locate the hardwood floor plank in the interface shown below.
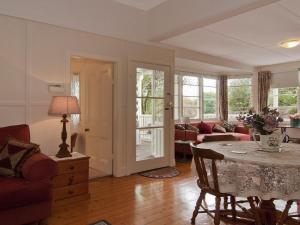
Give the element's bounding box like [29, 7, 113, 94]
[48, 162, 225, 225]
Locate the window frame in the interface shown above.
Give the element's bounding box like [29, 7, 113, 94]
[227, 76, 252, 121]
[268, 86, 299, 120]
[174, 72, 219, 121]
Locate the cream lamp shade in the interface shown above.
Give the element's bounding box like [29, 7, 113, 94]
[48, 96, 80, 116]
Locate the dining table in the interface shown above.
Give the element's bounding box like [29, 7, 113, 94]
[194, 141, 300, 225]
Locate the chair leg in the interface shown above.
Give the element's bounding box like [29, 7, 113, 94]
[214, 196, 221, 225]
[191, 191, 205, 224]
[230, 196, 236, 221]
[224, 196, 228, 210]
[248, 197, 262, 225]
[278, 200, 293, 225]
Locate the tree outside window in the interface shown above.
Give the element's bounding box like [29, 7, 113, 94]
[228, 78, 252, 120]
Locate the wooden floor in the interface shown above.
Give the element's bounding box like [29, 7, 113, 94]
[48, 161, 298, 225]
[48, 162, 221, 225]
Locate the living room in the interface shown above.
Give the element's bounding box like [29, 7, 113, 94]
[1, 0, 300, 225]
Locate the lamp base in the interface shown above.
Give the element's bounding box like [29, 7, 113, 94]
[56, 143, 72, 158]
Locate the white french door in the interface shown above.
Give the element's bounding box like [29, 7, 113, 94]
[128, 62, 172, 174]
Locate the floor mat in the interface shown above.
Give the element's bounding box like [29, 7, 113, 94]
[139, 167, 180, 179]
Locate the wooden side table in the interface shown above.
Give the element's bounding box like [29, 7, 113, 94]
[50, 152, 90, 204]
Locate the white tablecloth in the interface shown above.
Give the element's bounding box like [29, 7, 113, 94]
[192, 141, 300, 200]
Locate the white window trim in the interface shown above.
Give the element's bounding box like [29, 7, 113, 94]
[227, 76, 253, 121]
[175, 71, 219, 122]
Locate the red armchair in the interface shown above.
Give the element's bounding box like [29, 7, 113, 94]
[0, 124, 57, 225]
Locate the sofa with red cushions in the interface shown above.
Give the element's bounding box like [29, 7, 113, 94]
[175, 121, 250, 156]
[0, 124, 58, 225]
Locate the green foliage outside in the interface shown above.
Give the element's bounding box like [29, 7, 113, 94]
[228, 79, 251, 113]
[140, 73, 164, 115]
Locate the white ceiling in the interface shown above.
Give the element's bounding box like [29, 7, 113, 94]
[162, 0, 300, 66]
[113, 0, 168, 11]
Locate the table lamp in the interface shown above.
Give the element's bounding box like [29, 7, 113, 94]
[48, 96, 81, 158]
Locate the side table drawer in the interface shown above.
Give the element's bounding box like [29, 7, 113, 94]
[57, 159, 89, 174]
[53, 182, 88, 201]
[53, 172, 88, 188]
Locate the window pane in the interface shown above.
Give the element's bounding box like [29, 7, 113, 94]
[182, 76, 199, 85]
[183, 85, 199, 96]
[136, 98, 164, 128]
[183, 107, 199, 119]
[228, 78, 252, 120]
[228, 78, 251, 86]
[203, 78, 216, 87]
[203, 78, 217, 118]
[268, 87, 298, 118]
[183, 97, 200, 108]
[136, 68, 164, 98]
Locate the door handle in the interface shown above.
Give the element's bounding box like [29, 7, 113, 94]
[85, 128, 90, 132]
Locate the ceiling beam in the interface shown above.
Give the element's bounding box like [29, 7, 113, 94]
[149, 0, 280, 42]
[175, 47, 253, 71]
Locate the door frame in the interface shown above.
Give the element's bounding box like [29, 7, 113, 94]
[66, 51, 123, 177]
[127, 61, 173, 174]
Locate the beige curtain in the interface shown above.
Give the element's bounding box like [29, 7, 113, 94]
[258, 71, 272, 112]
[219, 75, 228, 121]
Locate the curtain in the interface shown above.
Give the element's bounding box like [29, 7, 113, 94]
[219, 75, 228, 121]
[258, 71, 272, 112]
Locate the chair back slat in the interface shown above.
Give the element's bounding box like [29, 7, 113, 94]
[191, 143, 224, 193]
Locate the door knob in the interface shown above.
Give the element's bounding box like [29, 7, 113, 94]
[85, 128, 90, 132]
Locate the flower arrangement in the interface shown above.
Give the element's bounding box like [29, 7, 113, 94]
[237, 107, 283, 135]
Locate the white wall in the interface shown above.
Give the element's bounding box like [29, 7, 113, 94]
[0, 14, 174, 176]
[0, 0, 148, 43]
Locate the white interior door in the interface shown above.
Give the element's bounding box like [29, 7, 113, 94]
[71, 58, 113, 178]
[128, 62, 171, 174]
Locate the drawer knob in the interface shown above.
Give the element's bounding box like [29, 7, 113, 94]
[68, 176, 74, 185]
[69, 165, 75, 170]
[68, 190, 74, 195]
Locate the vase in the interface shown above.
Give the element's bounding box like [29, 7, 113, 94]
[253, 131, 283, 152]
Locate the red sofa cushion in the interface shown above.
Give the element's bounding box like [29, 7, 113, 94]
[198, 121, 213, 134]
[0, 177, 52, 210]
[0, 124, 30, 146]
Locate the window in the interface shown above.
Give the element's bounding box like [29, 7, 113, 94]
[228, 77, 252, 120]
[203, 78, 217, 119]
[174, 72, 218, 120]
[268, 87, 298, 119]
[71, 72, 80, 125]
[182, 76, 200, 119]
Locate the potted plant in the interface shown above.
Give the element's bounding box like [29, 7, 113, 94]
[237, 107, 283, 152]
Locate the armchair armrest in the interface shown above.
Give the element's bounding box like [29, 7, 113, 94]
[185, 130, 198, 142]
[175, 129, 186, 140]
[235, 126, 249, 134]
[21, 153, 58, 181]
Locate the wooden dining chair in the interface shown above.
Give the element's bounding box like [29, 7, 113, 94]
[278, 200, 300, 225]
[190, 143, 261, 225]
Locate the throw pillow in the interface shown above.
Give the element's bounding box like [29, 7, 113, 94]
[198, 121, 213, 134]
[0, 143, 14, 176]
[186, 124, 199, 133]
[222, 121, 236, 132]
[0, 138, 40, 177]
[175, 124, 186, 130]
[213, 124, 226, 133]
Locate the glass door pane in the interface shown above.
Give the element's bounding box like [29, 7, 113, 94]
[136, 68, 165, 161]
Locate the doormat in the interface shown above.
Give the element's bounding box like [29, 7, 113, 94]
[139, 167, 180, 179]
[90, 220, 111, 225]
